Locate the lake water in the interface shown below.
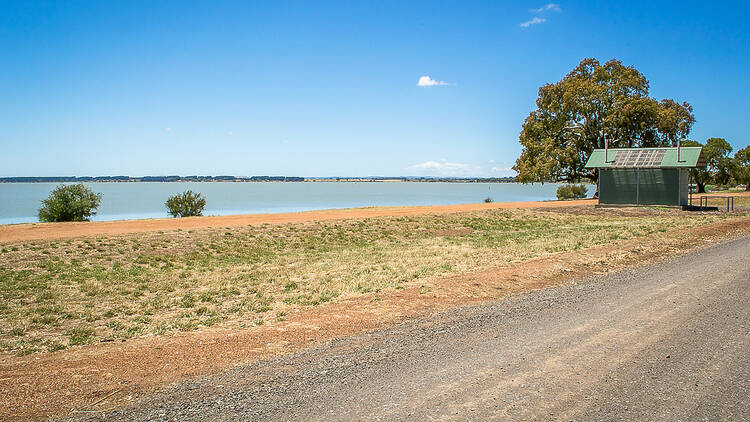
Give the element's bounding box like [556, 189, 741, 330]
[0, 182, 576, 225]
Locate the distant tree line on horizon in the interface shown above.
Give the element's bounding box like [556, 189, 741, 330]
[0, 175, 306, 183]
[0, 175, 516, 183]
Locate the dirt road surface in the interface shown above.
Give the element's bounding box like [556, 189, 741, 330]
[70, 234, 750, 421]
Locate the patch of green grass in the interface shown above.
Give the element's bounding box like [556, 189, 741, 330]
[49, 342, 67, 352]
[65, 327, 95, 346]
[9, 327, 26, 336]
[180, 293, 196, 308]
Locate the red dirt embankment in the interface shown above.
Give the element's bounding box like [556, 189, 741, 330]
[0, 199, 595, 243]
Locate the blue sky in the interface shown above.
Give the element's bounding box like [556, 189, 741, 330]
[1, 0, 748, 177]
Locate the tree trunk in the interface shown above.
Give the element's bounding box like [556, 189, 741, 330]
[697, 182, 706, 193]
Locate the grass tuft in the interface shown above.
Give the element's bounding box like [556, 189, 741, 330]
[64, 327, 95, 346]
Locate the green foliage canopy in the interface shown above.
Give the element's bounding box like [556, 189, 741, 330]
[681, 139, 709, 193]
[38, 184, 103, 222]
[703, 137, 733, 185]
[678, 138, 733, 192]
[166, 190, 207, 218]
[733, 145, 750, 190]
[514, 58, 695, 183]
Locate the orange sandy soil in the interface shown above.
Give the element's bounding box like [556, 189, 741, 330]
[0, 199, 596, 243]
[3, 192, 746, 244]
[1, 206, 749, 420]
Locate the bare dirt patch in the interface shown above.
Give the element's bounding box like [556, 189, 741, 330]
[1, 214, 749, 420]
[434, 227, 474, 237]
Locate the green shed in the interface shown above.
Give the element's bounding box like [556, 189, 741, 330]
[584, 146, 705, 207]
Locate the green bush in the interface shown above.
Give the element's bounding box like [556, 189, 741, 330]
[38, 184, 103, 222]
[556, 184, 588, 200]
[166, 190, 206, 217]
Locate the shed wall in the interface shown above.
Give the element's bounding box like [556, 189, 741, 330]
[600, 169, 637, 205]
[599, 169, 684, 206]
[680, 169, 689, 205]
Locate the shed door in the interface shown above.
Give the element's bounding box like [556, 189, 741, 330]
[599, 169, 637, 205]
[638, 169, 679, 205]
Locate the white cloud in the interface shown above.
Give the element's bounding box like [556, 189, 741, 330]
[520, 16, 547, 28]
[530, 3, 561, 13]
[491, 166, 517, 177]
[227, 131, 233, 136]
[407, 160, 480, 176]
[417, 75, 450, 87]
[165, 127, 172, 132]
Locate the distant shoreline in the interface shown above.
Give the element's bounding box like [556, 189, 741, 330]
[0, 176, 517, 183]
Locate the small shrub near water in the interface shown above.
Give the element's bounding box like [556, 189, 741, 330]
[38, 184, 102, 222]
[166, 190, 207, 218]
[556, 184, 588, 200]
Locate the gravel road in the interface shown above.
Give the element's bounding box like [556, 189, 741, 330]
[73, 235, 750, 421]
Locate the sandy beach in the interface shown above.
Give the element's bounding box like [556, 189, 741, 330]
[0, 198, 596, 243]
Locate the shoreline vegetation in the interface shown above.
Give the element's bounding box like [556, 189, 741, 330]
[0, 199, 597, 241]
[2, 194, 749, 240]
[0, 176, 517, 183]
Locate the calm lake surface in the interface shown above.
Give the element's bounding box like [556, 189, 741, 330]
[0, 182, 577, 225]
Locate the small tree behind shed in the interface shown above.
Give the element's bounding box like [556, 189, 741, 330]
[556, 184, 588, 200]
[734, 146, 750, 190]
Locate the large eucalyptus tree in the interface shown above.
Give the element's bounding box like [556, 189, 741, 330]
[514, 58, 695, 184]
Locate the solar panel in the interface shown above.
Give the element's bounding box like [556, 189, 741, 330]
[652, 149, 666, 165]
[610, 149, 666, 168]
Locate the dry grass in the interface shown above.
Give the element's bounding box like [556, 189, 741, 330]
[694, 193, 750, 210]
[0, 206, 742, 355]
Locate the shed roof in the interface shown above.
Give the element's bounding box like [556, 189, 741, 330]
[584, 147, 704, 169]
